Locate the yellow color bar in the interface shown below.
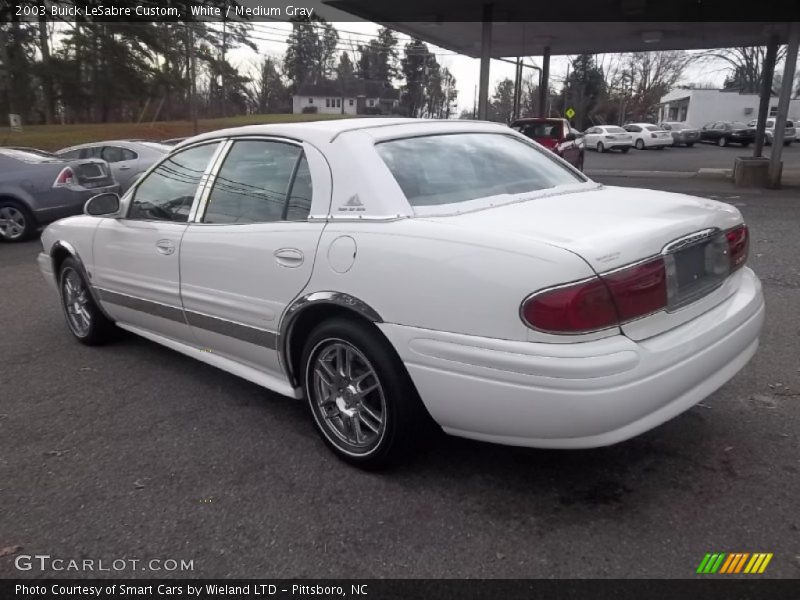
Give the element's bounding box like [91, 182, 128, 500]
[744, 554, 760, 574]
[758, 553, 773, 574]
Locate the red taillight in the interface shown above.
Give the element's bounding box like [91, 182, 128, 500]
[522, 258, 668, 334]
[53, 167, 75, 187]
[521, 277, 618, 333]
[602, 258, 667, 322]
[726, 224, 748, 271]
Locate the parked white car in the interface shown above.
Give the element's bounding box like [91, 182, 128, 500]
[583, 125, 633, 152]
[624, 123, 673, 149]
[38, 119, 764, 469]
[746, 118, 797, 145]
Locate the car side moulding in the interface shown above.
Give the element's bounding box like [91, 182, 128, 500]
[278, 291, 383, 385]
[49, 240, 115, 322]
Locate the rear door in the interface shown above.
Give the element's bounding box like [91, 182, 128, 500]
[92, 141, 222, 343]
[179, 138, 328, 377]
[101, 145, 140, 190]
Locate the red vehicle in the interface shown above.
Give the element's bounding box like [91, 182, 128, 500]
[510, 117, 585, 171]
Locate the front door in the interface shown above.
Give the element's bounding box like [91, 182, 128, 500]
[92, 141, 222, 342]
[179, 139, 327, 377]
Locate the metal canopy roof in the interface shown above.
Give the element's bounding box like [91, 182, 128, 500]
[325, 1, 796, 58]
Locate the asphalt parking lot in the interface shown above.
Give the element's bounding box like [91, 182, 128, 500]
[1, 176, 799, 579]
[584, 139, 800, 173]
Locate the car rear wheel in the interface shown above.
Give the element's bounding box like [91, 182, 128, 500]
[635, 139, 645, 150]
[596, 141, 606, 153]
[58, 258, 117, 345]
[687, 143, 695, 147]
[0, 201, 35, 242]
[718, 137, 728, 147]
[621, 147, 630, 153]
[302, 317, 434, 469]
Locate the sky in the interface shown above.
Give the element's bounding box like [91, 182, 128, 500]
[229, 20, 733, 114]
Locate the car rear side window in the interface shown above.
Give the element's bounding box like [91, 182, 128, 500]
[202, 140, 311, 224]
[102, 146, 137, 162]
[128, 142, 220, 222]
[376, 133, 583, 207]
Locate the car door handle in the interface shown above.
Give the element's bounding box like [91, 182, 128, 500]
[155, 239, 175, 255]
[274, 248, 304, 267]
[118, 165, 131, 170]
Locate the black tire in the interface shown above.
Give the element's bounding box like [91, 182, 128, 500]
[0, 199, 36, 243]
[596, 141, 605, 153]
[718, 136, 728, 147]
[784, 140, 792, 146]
[58, 257, 117, 345]
[635, 139, 645, 150]
[621, 147, 630, 153]
[656, 146, 665, 150]
[741, 142, 750, 148]
[301, 317, 435, 469]
[687, 143, 695, 148]
[577, 154, 585, 172]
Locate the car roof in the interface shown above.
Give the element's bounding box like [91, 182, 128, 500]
[173, 118, 505, 148]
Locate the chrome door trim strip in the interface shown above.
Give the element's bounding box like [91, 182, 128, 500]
[96, 287, 278, 349]
[188, 139, 233, 223]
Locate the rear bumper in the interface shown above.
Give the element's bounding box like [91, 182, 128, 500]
[380, 268, 764, 449]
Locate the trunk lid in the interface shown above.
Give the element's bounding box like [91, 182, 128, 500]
[66, 158, 116, 189]
[425, 184, 745, 339]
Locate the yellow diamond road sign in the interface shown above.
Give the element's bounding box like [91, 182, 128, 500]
[565, 107, 575, 119]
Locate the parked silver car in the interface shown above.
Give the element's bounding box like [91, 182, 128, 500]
[55, 140, 170, 192]
[659, 122, 700, 147]
[746, 118, 796, 145]
[0, 147, 118, 242]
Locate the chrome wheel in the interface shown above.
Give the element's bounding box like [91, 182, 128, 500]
[61, 267, 92, 337]
[0, 206, 27, 240]
[308, 339, 386, 454]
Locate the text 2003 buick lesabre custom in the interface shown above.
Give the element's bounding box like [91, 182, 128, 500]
[38, 118, 764, 468]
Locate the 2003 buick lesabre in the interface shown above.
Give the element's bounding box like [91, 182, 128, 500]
[38, 118, 764, 468]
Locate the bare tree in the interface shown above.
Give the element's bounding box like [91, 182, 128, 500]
[699, 46, 788, 93]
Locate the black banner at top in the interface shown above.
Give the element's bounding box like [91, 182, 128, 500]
[2, 0, 800, 22]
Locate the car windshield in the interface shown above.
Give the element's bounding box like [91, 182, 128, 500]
[604, 126, 626, 134]
[0, 148, 62, 163]
[376, 133, 584, 207]
[514, 121, 562, 138]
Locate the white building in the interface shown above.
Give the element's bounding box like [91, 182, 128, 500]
[658, 88, 800, 127]
[292, 81, 400, 116]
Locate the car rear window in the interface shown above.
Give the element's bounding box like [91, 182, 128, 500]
[376, 133, 584, 207]
[514, 121, 562, 138]
[644, 125, 659, 131]
[731, 122, 748, 128]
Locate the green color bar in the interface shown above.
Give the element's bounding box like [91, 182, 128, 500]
[697, 554, 713, 574]
[704, 554, 719, 573]
[710, 553, 727, 573]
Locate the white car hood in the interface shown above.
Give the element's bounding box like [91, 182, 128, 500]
[423, 184, 743, 272]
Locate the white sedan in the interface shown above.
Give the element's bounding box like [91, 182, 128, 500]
[583, 125, 633, 152]
[624, 123, 673, 149]
[38, 118, 764, 469]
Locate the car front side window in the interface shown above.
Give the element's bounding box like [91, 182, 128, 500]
[128, 142, 220, 222]
[202, 140, 310, 224]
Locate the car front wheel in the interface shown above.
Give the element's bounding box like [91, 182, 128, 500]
[635, 139, 645, 150]
[302, 317, 434, 469]
[718, 137, 728, 147]
[0, 201, 35, 242]
[59, 258, 117, 345]
[596, 141, 606, 153]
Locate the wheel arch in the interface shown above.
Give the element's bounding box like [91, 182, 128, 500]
[280, 291, 384, 388]
[49, 240, 114, 322]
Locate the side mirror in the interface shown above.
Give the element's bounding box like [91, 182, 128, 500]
[84, 192, 120, 217]
[565, 132, 577, 141]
